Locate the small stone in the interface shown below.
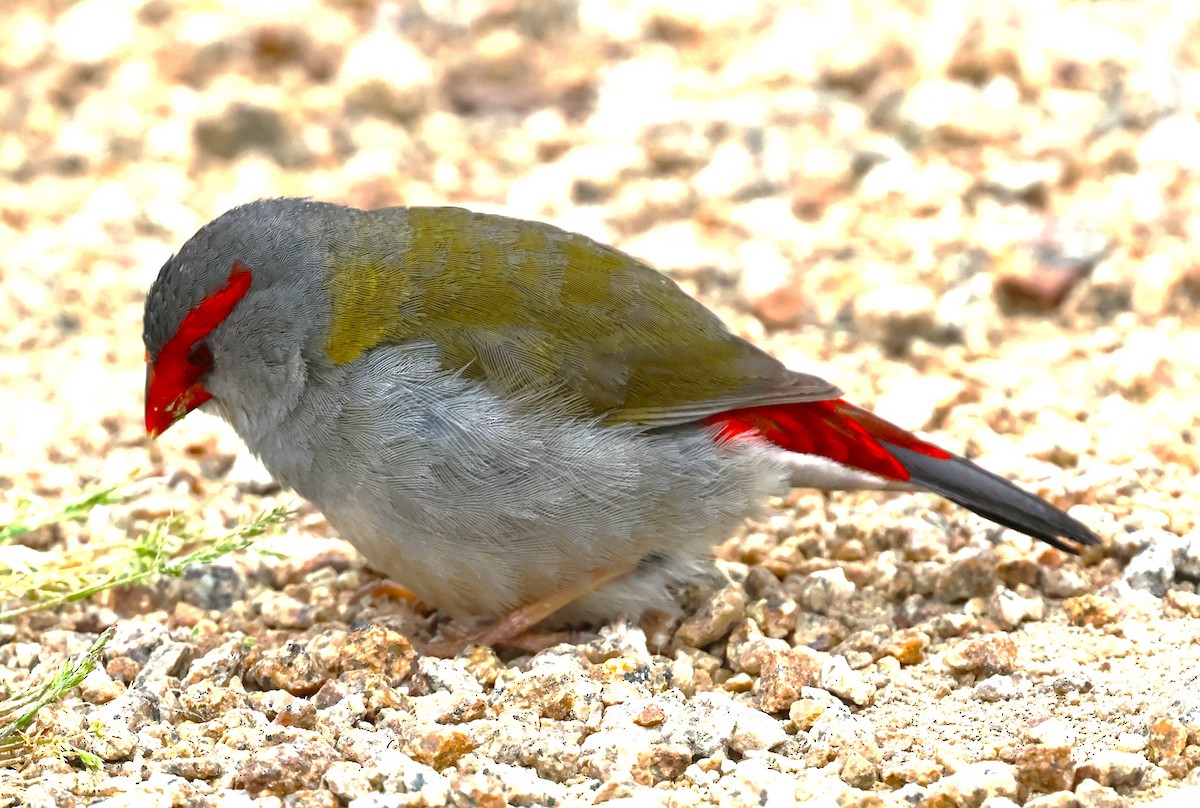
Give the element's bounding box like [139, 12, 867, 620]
[182, 560, 249, 611]
[1073, 778, 1126, 808]
[1, 10, 47, 74]
[728, 702, 788, 753]
[1148, 717, 1188, 762]
[932, 612, 978, 639]
[235, 738, 339, 798]
[592, 654, 669, 704]
[404, 726, 477, 771]
[246, 631, 346, 696]
[789, 145, 855, 219]
[880, 628, 930, 666]
[791, 613, 848, 651]
[1074, 751, 1149, 788]
[999, 558, 1042, 590]
[170, 601, 209, 629]
[986, 587, 1038, 630]
[134, 639, 190, 692]
[1124, 542, 1176, 597]
[978, 799, 1020, 808]
[880, 755, 942, 787]
[973, 675, 1019, 702]
[159, 756, 227, 782]
[282, 789, 338, 808]
[982, 161, 1058, 205]
[179, 676, 252, 722]
[1166, 589, 1200, 618]
[78, 666, 125, 704]
[1024, 791, 1077, 808]
[1157, 755, 1192, 779]
[105, 621, 170, 664]
[631, 743, 691, 786]
[183, 636, 250, 688]
[633, 703, 666, 727]
[820, 656, 876, 707]
[496, 666, 602, 723]
[943, 635, 1018, 677]
[1175, 530, 1200, 580]
[890, 783, 931, 805]
[339, 625, 416, 686]
[371, 748, 450, 803]
[412, 655, 487, 697]
[935, 548, 1000, 602]
[926, 761, 1018, 805]
[1040, 566, 1091, 598]
[1015, 744, 1074, 795]
[446, 769, 506, 808]
[668, 648, 708, 695]
[1114, 732, 1146, 753]
[1024, 718, 1077, 748]
[891, 516, 951, 562]
[435, 695, 487, 725]
[275, 697, 319, 730]
[807, 708, 882, 776]
[755, 646, 823, 713]
[721, 672, 754, 693]
[794, 568, 856, 615]
[993, 219, 1111, 313]
[78, 694, 154, 761]
[675, 586, 745, 647]
[840, 750, 878, 788]
[727, 619, 790, 675]
[693, 140, 764, 202]
[259, 591, 318, 630]
[788, 698, 826, 731]
[1062, 594, 1120, 627]
[898, 79, 1016, 144]
[460, 645, 504, 688]
[1050, 667, 1094, 695]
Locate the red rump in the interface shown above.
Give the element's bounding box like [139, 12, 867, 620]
[705, 399, 952, 482]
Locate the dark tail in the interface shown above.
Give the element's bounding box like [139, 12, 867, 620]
[878, 439, 1099, 553]
[709, 398, 1101, 554]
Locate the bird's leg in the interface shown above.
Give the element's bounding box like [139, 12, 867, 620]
[436, 626, 598, 655]
[424, 562, 634, 657]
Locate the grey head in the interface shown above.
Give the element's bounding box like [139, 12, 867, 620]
[143, 197, 346, 443]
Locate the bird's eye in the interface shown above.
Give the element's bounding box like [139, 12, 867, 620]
[188, 343, 213, 369]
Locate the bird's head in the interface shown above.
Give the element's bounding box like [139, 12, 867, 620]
[142, 199, 329, 442]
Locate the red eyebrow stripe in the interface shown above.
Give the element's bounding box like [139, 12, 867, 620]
[158, 261, 253, 360]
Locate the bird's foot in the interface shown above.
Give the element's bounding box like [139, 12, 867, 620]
[422, 627, 597, 657]
[421, 562, 633, 657]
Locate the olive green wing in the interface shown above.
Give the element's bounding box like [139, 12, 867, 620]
[323, 206, 839, 426]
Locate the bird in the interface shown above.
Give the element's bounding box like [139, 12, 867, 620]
[143, 197, 1099, 645]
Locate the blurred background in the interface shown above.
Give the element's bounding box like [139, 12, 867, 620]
[1, 4, 1199, 803]
[0, 0, 1197, 522]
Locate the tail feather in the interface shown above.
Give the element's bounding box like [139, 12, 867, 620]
[708, 399, 1100, 553]
[878, 439, 1099, 553]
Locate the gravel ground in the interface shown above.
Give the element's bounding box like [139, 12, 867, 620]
[1, 0, 1199, 805]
